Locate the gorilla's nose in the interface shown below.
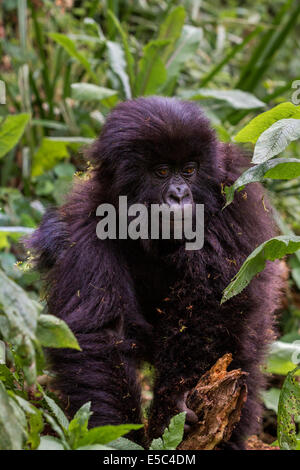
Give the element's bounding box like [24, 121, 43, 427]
[165, 183, 192, 207]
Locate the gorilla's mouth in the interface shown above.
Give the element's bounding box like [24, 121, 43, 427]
[97, 196, 202, 250]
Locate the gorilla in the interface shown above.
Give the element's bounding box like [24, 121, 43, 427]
[28, 97, 283, 449]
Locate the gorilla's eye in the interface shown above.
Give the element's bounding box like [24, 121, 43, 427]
[155, 166, 170, 178]
[182, 164, 197, 176]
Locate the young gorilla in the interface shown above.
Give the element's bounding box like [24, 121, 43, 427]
[29, 97, 283, 449]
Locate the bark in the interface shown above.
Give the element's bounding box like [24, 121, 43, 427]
[178, 353, 248, 450]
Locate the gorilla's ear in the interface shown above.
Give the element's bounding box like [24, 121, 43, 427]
[26, 208, 69, 271]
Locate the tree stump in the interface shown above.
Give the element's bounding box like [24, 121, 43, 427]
[178, 353, 248, 450]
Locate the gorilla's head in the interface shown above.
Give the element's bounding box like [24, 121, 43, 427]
[88, 97, 225, 252]
[89, 97, 219, 210]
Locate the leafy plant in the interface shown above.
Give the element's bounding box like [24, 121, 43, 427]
[1, 0, 300, 450]
[277, 367, 300, 450]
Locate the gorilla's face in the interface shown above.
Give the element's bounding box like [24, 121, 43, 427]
[152, 161, 196, 208]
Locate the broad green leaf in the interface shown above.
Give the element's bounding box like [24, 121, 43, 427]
[36, 314, 81, 350]
[0, 114, 30, 159]
[135, 40, 170, 96]
[224, 158, 300, 207]
[277, 367, 300, 450]
[266, 341, 300, 376]
[107, 11, 134, 91]
[235, 102, 300, 144]
[150, 412, 185, 450]
[68, 402, 92, 449]
[261, 388, 280, 413]
[0, 268, 40, 339]
[109, 437, 144, 450]
[0, 382, 27, 450]
[49, 33, 97, 82]
[107, 41, 131, 99]
[165, 25, 202, 81]
[38, 435, 65, 450]
[182, 89, 265, 110]
[264, 159, 300, 179]
[252, 119, 300, 163]
[78, 423, 143, 447]
[71, 83, 117, 101]
[158, 6, 186, 64]
[221, 235, 300, 304]
[32, 139, 69, 177]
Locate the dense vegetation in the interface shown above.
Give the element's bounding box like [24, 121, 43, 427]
[0, 0, 300, 450]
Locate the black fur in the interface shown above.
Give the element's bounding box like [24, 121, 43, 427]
[28, 97, 283, 449]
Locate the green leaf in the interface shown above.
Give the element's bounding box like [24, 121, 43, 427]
[261, 388, 280, 413]
[71, 83, 117, 101]
[78, 423, 143, 447]
[252, 119, 300, 163]
[221, 235, 300, 304]
[41, 391, 69, 431]
[109, 437, 144, 450]
[0, 114, 30, 159]
[135, 39, 170, 96]
[68, 402, 92, 449]
[165, 25, 202, 82]
[264, 159, 300, 179]
[38, 435, 65, 450]
[182, 89, 265, 110]
[32, 138, 69, 177]
[12, 395, 44, 448]
[43, 411, 70, 449]
[54, 162, 76, 179]
[36, 314, 81, 350]
[158, 6, 186, 64]
[107, 11, 134, 92]
[0, 267, 39, 339]
[224, 158, 300, 207]
[0, 364, 16, 390]
[49, 33, 97, 82]
[0, 382, 27, 450]
[266, 341, 300, 376]
[277, 367, 300, 450]
[150, 412, 185, 450]
[235, 102, 300, 144]
[107, 41, 131, 99]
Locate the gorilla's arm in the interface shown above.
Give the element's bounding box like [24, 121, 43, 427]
[29, 209, 150, 429]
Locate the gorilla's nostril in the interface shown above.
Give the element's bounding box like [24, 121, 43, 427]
[170, 193, 181, 203]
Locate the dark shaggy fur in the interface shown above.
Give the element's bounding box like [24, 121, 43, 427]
[28, 97, 283, 449]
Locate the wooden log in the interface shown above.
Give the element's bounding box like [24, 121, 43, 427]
[178, 353, 248, 450]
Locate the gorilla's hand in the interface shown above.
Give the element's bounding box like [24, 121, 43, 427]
[174, 391, 198, 433]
